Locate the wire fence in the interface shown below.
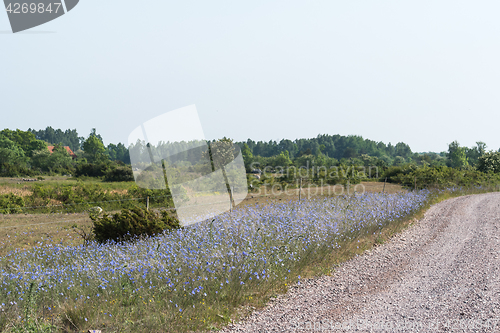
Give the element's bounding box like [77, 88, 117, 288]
[0, 185, 251, 217]
[1, 180, 498, 214]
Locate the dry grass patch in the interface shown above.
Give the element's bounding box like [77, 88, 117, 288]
[0, 213, 92, 256]
[0, 185, 32, 197]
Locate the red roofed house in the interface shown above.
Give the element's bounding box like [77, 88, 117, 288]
[47, 146, 77, 159]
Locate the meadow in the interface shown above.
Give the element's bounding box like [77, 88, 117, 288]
[0, 188, 430, 332]
[0, 180, 496, 332]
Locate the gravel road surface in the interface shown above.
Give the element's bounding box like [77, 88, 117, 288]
[223, 192, 500, 332]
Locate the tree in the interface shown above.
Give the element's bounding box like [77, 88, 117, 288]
[447, 141, 468, 169]
[108, 142, 131, 164]
[0, 134, 27, 166]
[203, 138, 238, 208]
[29, 126, 83, 152]
[394, 142, 412, 159]
[278, 139, 299, 158]
[477, 151, 500, 173]
[31, 144, 73, 172]
[82, 130, 108, 163]
[241, 143, 254, 171]
[270, 151, 293, 168]
[465, 141, 487, 166]
[0, 129, 46, 157]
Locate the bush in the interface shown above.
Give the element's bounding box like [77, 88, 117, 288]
[127, 185, 176, 207]
[0, 163, 38, 177]
[74, 162, 111, 178]
[380, 165, 417, 183]
[394, 165, 500, 189]
[91, 206, 181, 243]
[104, 165, 134, 182]
[0, 193, 25, 214]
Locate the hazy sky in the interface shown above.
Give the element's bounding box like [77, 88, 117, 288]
[2, 0, 500, 153]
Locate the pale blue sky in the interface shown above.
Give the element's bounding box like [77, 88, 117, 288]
[2, 0, 500, 153]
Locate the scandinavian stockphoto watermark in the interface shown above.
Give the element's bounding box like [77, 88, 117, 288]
[3, 0, 78, 33]
[247, 161, 380, 197]
[127, 105, 248, 227]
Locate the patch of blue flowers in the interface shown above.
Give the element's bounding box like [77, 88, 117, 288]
[0, 191, 429, 318]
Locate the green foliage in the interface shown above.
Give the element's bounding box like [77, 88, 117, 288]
[0, 163, 38, 177]
[447, 140, 469, 169]
[270, 151, 293, 168]
[104, 164, 134, 182]
[464, 141, 487, 166]
[73, 159, 133, 181]
[381, 165, 417, 183]
[74, 161, 111, 178]
[26, 182, 123, 213]
[0, 134, 28, 166]
[128, 185, 175, 207]
[107, 142, 131, 164]
[31, 144, 74, 174]
[82, 129, 108, 163]
[241, 143, 254, 171]
[239, 134, 413, 161]
[0, 193, 25, 214]
[477, 151, 500, 173]
[29, 126, 83, 152]
[91, 206, 181, 243]
[205, 137, 236, 168]
[391, 165, 500, 189]
[204, 138, 239, 205]
[0, 129, 46, 157]
[0, 181, 176, 215]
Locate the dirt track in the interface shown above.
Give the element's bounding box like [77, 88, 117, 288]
[223, 192, 500, 332]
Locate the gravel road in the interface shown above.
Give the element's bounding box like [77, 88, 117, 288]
[222, 192, 500, 332]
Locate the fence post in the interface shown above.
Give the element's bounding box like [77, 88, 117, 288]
[146, 196, 149, 211]
[383, 177, 387, 193]
[230, 186, 234, 213]
[299, 178, 302, 202]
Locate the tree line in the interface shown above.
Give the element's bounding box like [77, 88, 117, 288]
[238, 135, 500, 172]
[2, 126, 500, 183]
[0, 127, 132, 180]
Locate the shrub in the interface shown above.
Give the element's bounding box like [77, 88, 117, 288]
[127, 185, 177, 207]
[394, 165, 500, 189]
[380, 165, 418, 183]
[74, 162, 111, 178]
[0, 193, 25, 214]
[0, 163, 38, 177]
[104, 165, 134, 182]
[91, 206, 181, 243]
